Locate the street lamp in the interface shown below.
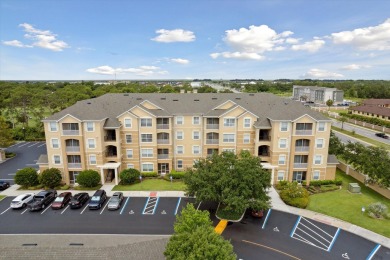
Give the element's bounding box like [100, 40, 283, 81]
[22, 126, 26, 140]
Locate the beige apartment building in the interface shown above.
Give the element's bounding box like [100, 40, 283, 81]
[38, 93, 337, 185]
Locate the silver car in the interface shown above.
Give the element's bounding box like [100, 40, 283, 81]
[107, 192, 124, 210]
[10, 193, 34, 209]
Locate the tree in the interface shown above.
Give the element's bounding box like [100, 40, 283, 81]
[76, 170, 101, 187]
[326, 99, 334, 110]
[0, 116, 14, 147]
[328, 131, 344, 156]
[337, 116, 348, 129]
[39, 168, 62, 188]
[164, 204, 236, 260]
[185, 151, 271, 214]
[14, 167, 39, 187]
[119, 168, 140, 185]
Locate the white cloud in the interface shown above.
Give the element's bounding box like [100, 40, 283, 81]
[341, 64, 371, 70]
[86, 65, 168, 76]
[291, 39, 325, 52]
[210, 52, 264, 60]
[331, 18, 390, 51]
[302, 69, 344, 79]
[286, 38, 300, 44]
[152, 29, 195, 43]
[2, 40, 32, 48]
[171, 58, 190, 64]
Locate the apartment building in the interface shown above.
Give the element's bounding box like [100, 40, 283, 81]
[350, 99, 390, 121]
[38, 93, 337, 185]
[292, 85, 344, 104]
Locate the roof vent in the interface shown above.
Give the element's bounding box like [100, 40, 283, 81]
[212, 97, 217, 100]
[161, 97, 166, 100]
[124, 93, 129, 96]
[194, 99, 199, 102]
[236, 97, 241, 100]
[87, 102, 91, 105]
[249, 94, 254, 96]
[173, 99, 178, 101]
[136, 98, 143, 100]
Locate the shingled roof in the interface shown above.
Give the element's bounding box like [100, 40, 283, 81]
[350, 105, 390, 118]
[363, 99, 390, 106]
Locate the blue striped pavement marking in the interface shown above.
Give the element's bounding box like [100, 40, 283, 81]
[262, 209, 272, 229]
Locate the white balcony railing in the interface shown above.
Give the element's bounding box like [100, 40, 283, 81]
[66, 146, 80, 152]
[293, 163, 308, 168]
[157, 124, 169, 129]
[157, 154, 169, 159]
[68, 163, 82, 169]
[157, 139, 169, 144]
[206, 124, 219, 129]
[295, 146, 310, 152]
[295, 130, 313, 135]
[206, 139, 219, 144]
[62, 130, 80, 136]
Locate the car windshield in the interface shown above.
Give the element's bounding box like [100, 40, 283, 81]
[91, 196, 100, 201]
[110, 198, 119, 202]
[54, 197, 64, 202]
[34, 196, 44, 201]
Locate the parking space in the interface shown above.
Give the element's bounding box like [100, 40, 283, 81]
[143, 196, 159, 215]
[372, 245, 390, 260]
[262, 209, 299, 235]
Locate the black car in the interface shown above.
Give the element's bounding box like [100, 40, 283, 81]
[375, 132, 389, 139]
[0, 181, 10, 191]
[88, 190, 107, 210]
[27, 190, 57, 211]
[70, 193, 90, 209]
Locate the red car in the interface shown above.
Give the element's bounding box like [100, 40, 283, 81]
[51, 192, 72, 209]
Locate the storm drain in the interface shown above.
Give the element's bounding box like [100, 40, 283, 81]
[22, 243, 37, 246]
[69, 243, 84, 246]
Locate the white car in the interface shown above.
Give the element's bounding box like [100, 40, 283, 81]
[10, 193, 35, 209]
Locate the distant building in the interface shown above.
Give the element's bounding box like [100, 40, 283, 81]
[190, 82, 202, 88]
[292, 86, 344, 104]
[350, 99, 390, 121]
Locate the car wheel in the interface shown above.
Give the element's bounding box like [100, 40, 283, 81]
[23, 203, 26, 208]
[42, 204, 45, 209]
[99, 203, 101, 209]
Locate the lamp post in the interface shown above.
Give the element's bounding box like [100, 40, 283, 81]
[22, 126, 26, 140]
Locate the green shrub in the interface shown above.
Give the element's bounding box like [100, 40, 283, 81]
[279, 182, 310, 208]
[169, 170, 186, 179]
[57, 184, 70, 190]
[320, 184, 339, 192]
[275, 180, 289, 190]
[27, 184, 44, 190]
[366, 202, 389, 219]
[302, 181, 307, 186]
[141, 172, 158, 178]
[309, 179, 343, 187]
[120, 168, 140, 185]
[5, 152, 16, 158]
[14, 167, 39, 188]
[76, 170, 101, 188]
[39, 168, 62, 188]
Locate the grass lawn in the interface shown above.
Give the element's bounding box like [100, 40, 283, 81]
[332, 126, 390, 150]
[113, 179, 186, 191]
[307, 169, 390, 238]
[0, 195, 6, 201]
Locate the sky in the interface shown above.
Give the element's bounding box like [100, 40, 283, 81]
[1, 0, 390, 80]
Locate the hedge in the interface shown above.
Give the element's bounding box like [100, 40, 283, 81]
[120, 168, 140, 185]
[39, 168, 62, 188]
[141, 172, 158, 178]
[343, 113, 390, 128]
[309, 179, 342, 187]
[169, 170, 186, 179]
[280, 190, 310, 208]
[14, 167, 39, 188]
[76, 170, 101, 187]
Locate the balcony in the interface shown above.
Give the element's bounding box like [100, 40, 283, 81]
[293, 163, 308, 168]
[157, 139, 169, 144]
[259, 136, 271, 141]
[105, 153, 118, 158]
[68, 163, 82, 169]
[258, 152, 270, 157]
[157, 124, 169, 129]
[206, 139, 219, 144]
[295, 130, 313, 135]
[295, 146, 310, 152]
[157, 154, 169, 159]
[62, 130, 80, 136]
[66, 146, 80, 152]
[206, 124, 219, 129]
[104, 136, 117, 142]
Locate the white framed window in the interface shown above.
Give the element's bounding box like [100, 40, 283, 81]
[313, 170, 320, 180]
[224, 118, 235, 127]
[49, 122, 58, 132]
[176, 116, 183, 125]
[176, 146, 184, 154]
[141, 134, 153, 143]
[51, 138, 59, 149]
[222, 148, 235, 153]
[127, 164, 134, 169]
[89, 155, 97, 165]
[141, 148, 153, 158]
[314, 155, 322, 165]
[243, 133, 250, 144]
[280, 122, 288, 132]
[141, 118, 152, 127]
[223, 134, 235, 143]
[279, 139, 287, 148]
[316, 139, 324, 149]
[193, 145, 200, 155]
[277, 171, 285, 181]
[193, 116, 200, 125]
[87, 138, 96, 149]
[86, 122, 94, 132]
[193, 131, 200, 140]
[177, 160, 183, 169]
[124, 118, 132, 128]
[278, 155, 286, 165]
[244, 118, 251, 128]
[126, 149, 133, 159]
[193, 159, 199, 166]
[176, 131, 183, 140]
[141, 163, 154, 172]
[125, 134, 132, 144]
[53, 155, 61, 165]
[318, 122, 326, 131]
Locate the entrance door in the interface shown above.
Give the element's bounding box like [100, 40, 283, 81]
[158, 163, 169, 175]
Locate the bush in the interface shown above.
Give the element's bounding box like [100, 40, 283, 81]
[366, 202, 389, 219]
[14, 167, 39, 188]
[57, 184, 70, 190]
[169, 170, 186, 179]
[76, 170, 101, 188]
[120, 168, 140, 185]
[275, 180, 289, 190]
[5, 152, 16, 158]
[141, 172, 158, 178]
[39, 168, 62, 188]
[309, 179, 343, 187]
[280, 192, 309, 208]
[27, 184, 44, 190]
[279, 182, 310, 208]
[320, 184, 339, 192]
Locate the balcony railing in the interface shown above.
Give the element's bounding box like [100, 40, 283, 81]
[105, 153, 118, 158]
[157, 154, 169, 159]
[157, 124, 169, 129]
[206, 139, 219, 144]
[157, 139, 169, 144]
[104, 136, 116, 142]
[295, 146, 310, 152]
[66, 146, 80, 152]
[293, 163, 308, 168]
[258, 152, 270, 157]
[206, 124, 219, 129]
[259, 136, 271, 141]
[295, 130, 313, 135]
[62, 130, 80, 136]
[68, 163, 82, 169]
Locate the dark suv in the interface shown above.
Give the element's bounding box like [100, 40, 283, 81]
[27, 190, 57, 211]
[375, 132, 389, 139]
[88, 190, 107, 210]
[70, 193, 90, 209]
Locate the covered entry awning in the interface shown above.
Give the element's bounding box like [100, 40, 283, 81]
[97, 162, 121, 185]
[261, 163, 278, 185]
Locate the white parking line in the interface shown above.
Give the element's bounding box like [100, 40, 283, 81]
[142, 197, 159, 215]
[7, 143, 18, 148]
[61, 205, 70, 214]
[21, 208, 28, 214]
[0, 207, 11, 215]
[37, 143, 46, 148]
[100, 201, 109, 214]
[120, 197, 130, 215]
[174, 197, 181, 215]
[17, 142, 30, 148]
[25, 164, 38, 166]
[8, 173, 16, 176]
[28, 143, 38, 147]
[0, 179, 14, 181]
[40, 204, 52, 215]
[80, 204, 89, 214]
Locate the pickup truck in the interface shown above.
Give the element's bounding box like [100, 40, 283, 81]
[27, 190, 57, 211]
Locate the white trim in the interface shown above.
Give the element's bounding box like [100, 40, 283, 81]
[89, 154, 97, 165]
[116, 110, 139, 119]
[140, 117, 153, 127]
[317, 122, 327, 132]
[237, 110, 258, 120]
[192, 145, 200, 155]
[141, 148, 153, 158]
[243, 133, 250, 144]
[192, 131, 200, 140]
[53, 155, 61, 165]
[278, 138, 288, 149]
[130, 105, 156, 118]
[125, 134, 132, 144]
[124, 118, 132, 128]
[50, 138, 60, 149]
[314, 155, 322, 165]
[292, 114, 318, 123]
[85, 122, 95, 132]
[222, 133, 235, 143]
[177, 159, 183, 169]
[212, 99, 237, 110]
[127, 164, 134, 169]
[280, 121, 289, 132]
[243, 117, 251, 128]
[87, 138, 96, 149]
[278, 154, 286, 165]
[312, 170, 320, 180]
[126, 149, 133, 159]
[175, 116, 184, 125]
[315, 138, 324, 149]
[192, 116, 200, 125]
[176, 145, 184, 154]
[54, 114, 82, 122]
[223, 117, 236, 127]
[141, 162, 154, 172]
[140, 133, 153, 143]
[176, 130, 184, 140]
[277, 170, 285, 181]
[140, 100, 163, 110]
[49, 122, 58, 132]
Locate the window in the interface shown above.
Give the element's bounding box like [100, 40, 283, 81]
[125, 134, 132, 144]
[88, 139, 95, 149]
[278, 155, 286, 165]
[316, 139, 324, 148]
[126, 149, 133, 159]
[280, 122, 288, 131]
[176, 116, 183, 125]
[176, 131, 183, 140]
[318, 122, 326, 131]
[86, 122, 94, 132]
[124, 118, 132, 128]
[49, 122, 58, 132]
[142, 163, 154, 172]
[222, 148, 235, 153]
[223, 134, 235, 143]
[89, 155, 97, 165]
[51, 138, 59, 149]
[313, 170, 320, 180]
[53, 155, 61, 164]
[193, 131, 200, 140]
[243, 133, 250, 144]
[314, 155, 322, 165]
[193, 146, 200, 155]
[244, 118, 251, 128]
[141, 134, 152, 143]
[193, 116, 200, 125]
[141, 118, 152, 127]
[279, 139, 287, 148]
[177, 160, 183, 169]
[224, 118, 235, 127]
[176, 146, 184, 154]
[277, 171, 285, 181]
[127, 164, 134, 169]
[141, 148, 153, 158]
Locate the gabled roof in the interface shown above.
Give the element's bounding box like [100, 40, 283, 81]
[350, 105, 390, 117]
[363, 99, 390, 106]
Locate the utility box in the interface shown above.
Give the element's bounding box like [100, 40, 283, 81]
[348, 183, 361, 193]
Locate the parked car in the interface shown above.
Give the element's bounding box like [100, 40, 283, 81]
[0, 181, 10, 191]
[375, 132, 389, 139]
[107, 192, 124, 210]
[51, 192, 72, 209]
[10, 193, 34, 209]
[69, 193, 90, 209]
[88, 190, 107, 210]
[27, 190, 57, 211]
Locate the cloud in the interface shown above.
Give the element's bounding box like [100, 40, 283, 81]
[302, 69, 344, 79]
[331, 18, 390, 51]
[2, 40, 32, 48]
[170, 58, 190, 64]
[341, 64, 372, 70]
[152, 29, 195, 43]
[86, 65, 168, 76]
[210, 52, 264, 60]
[291, 39, 325, 52]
